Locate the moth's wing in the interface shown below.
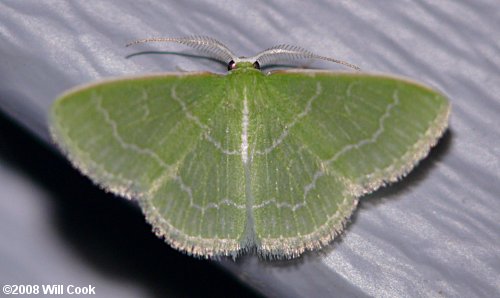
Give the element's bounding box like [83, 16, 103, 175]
[50, 73, 247, 257]
[249, 71, 450, 257]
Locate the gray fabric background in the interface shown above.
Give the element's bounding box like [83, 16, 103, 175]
[1, 1, 499, 297]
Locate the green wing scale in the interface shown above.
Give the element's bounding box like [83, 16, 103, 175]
[51, 67, 449, 258]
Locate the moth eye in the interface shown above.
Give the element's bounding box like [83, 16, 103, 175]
[253, 61, 260, 70]
[227, 60, 237, 71]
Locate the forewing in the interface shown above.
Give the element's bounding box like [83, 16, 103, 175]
[50, 74, 247, 257]
[250, 71, 450, 257]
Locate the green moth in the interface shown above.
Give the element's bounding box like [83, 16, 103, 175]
[50, 36, 450, 259]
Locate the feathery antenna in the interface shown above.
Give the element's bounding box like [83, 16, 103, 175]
[251, 44, 360, 71]
[126, 36, 360, 71]
[126, 35, 237, 64]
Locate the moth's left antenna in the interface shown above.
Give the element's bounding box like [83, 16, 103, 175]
[126, 35, 237, 64]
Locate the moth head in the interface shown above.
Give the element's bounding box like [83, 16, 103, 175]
[228, 58, 261, 71]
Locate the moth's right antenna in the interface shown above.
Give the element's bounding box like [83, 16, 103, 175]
[251, 44, 360, 71]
